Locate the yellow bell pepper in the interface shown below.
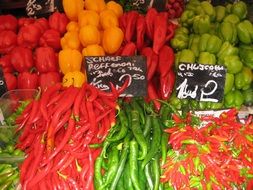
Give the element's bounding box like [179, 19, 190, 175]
[84, 0, 106, 13]
[102, 26, 123, 54]
[99, 9, 119, 30]
[66, 21, 79, 32]
[82, 44, 105, 56]
[61, 31, 81, 50]
[79, 25, 101, 47]
[59, 49, 82, 74]
[78, 10, 100, 28]
[62, 71, 86, 88]
[106, 1, 123, 18]
[63, 0, 84, 21]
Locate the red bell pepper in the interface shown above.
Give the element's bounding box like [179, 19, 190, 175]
[158, 45, 175, 77]
[10, 46, 34, 72]
[124, 11, 139, 43]
[141, 47, 158, 81]
[0, 14, 18, 32]
[33, 18, 49, 34]
[166, 21, 177, 41]
[48, 12, 69, 36]
[145, 8, 158, 40]
[17, 72, 38, 89]
[39, 72, 61, 91]
[120, 42, 137, 56]
[0, 54, 14, 73]
[136, 15, 146, 51]
[0, 30, 17, 54]
[17, 24, 41, 49]
[147, 81, 161, 111]
[39, 29, 61, 51]
[34, 47, 58, 73]
[39, 72, 61, 90]
[153, 12, 168, 54]
[3, 72, 17, 90]
[18, 17, 35, 28]
[159, 69, 175, 100]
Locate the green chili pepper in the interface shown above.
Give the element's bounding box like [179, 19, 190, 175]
[131, 99, 145, 125]
[129, 140, 141, 190]
[142, 116, 161, 169]
[110, 134, 130, 190]
[138, 161, 147, 190]
[130, 110, 148, 160]
[161, 133, 169, 166]
[94, 156, 104, 190]
[145, 163, 154, 190]
[123, 161, 135, 190]
[151, 154, 160, 190]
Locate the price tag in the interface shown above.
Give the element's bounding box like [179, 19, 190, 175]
[175, 63, 226, 102]
[0, 67, 8, 98]
[26, 0, 55, 17]
[85, 56, 147, 97]
[129, 0, 166, 12]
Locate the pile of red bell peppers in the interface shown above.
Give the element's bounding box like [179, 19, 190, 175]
[165, 0, 185, 19]
[0, 12, 68, 92]
[117, 9, 178, 110]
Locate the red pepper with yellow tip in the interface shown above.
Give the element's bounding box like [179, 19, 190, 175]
[62, 71, 86, 88]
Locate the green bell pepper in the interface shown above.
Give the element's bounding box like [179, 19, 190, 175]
[188, 34, 200, 57]
[231, 1, 247, 20]
[198, 33, 222, 54]
[170, 27, 189, 51]
[198, 52, 216, 65]
[200, 1, 216, 21]
[218, 21, 237, 44]
[169, 93, 182, 110]
[224, 72, 234, 95]
[223, 14, 240, 25]
[217, 41, 239, 64]
[206, 101, 224, 110]
[234, 66, 253, 90]
[242, 85, 253, 106]
[180, 10, 196, 27]
[236, 20, 253, 45]
[223, 55, 243, 74]
[239, 45, 253, 69]
[193, 15, 211, 34]
[225, 3, 233, 14]
[215, 5, 226, 22]
[177, 49, 196, 65]
[224, 89, 244, 109]
[185, 0, 201, 12]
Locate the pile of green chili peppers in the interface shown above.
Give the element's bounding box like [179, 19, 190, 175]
[93, 98, 175, 190]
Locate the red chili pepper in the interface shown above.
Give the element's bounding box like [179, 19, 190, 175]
[0, 14, 18, 32]
[84, 147, 94, 190]
[48, 12, 69, 36]
[141, 47, 158, 81]
[153, 12, 168, 54]
[73, 84, 86, 121]
[136, 14, 146, 51]
[166, 21, 177, 41]
[0, 30, 17, 54]
[158, 45, 175, 77]
[10, 46, 34, 72]
[17, 24, 41, 49]
[159, 69, 175, 100]
[124, 11, 139, 43]
[120, 42, 137, 56]
[39, 29, 61, 51]
[145, 8, 158, 40]
[147, 81, 161, 111]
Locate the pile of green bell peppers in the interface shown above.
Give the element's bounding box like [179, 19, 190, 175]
[170, 0, 253, 110]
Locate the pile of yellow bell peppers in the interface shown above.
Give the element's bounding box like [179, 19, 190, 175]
[59, 0, 124, 88]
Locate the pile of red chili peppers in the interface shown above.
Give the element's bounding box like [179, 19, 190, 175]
[161, 109, 253, 189]
[117, 9, 178, 111]
[14, 80, 128, 190]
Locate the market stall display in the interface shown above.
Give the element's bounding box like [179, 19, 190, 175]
[0, 0, 252, 189]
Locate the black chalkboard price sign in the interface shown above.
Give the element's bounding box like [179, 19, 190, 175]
[175, 63, 226, 102]
[0, 67, 8, 97]
[26, 0, 55, 17]
[85, 56, 147, 97]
